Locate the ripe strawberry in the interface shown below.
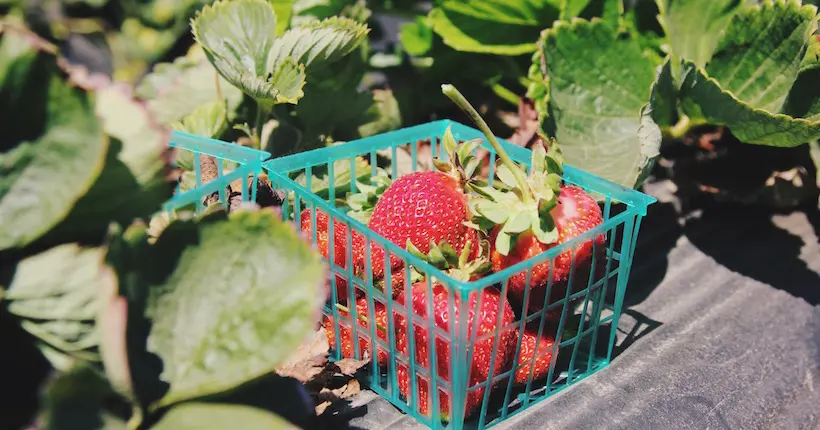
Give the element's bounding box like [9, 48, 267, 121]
[322, 296, 390, 365]
[512, 324, 556, 385]
[489, 185, 605, 312]
[394, 282, 517, 421]
[366, 170, 475, 276]
[357, 127, 485, 296]
[300, 208, 362, 302]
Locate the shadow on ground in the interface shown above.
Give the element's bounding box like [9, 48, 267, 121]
[622, 201, 684, 308]
[684, 202, 820, 306]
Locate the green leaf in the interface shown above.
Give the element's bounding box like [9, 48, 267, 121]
[290, 0, 371, 26]
[442, 125, 458, 158]
[193, 0, 302, 106]
[649, 59, 678, 128]
[357, 89, 402, 138]
[40, 85, 175, 245]
[272, 0, 296, 35]
[798, 34, 820, 73]
[269, 56, 307, 104]
[530, 143, 548, 174]
[152, 403, 298, 430]
[496, 163, 520, 188]
[399, 16, 434, 56]
[562, 0, 593, 19]
[502, 211, 531, 234]
[429, 0, 561, 55]
[540, 18, 662, 188]
[137, 49, 244, 127]
[679, 61, 820, 146]
[704, 0, 817, 113]
[494, 230, 513, 256]
[531, 212, 559, 244]
[127, 209, 324, 408]
[476, 201, 510, 224]
[3, 244, 111, 368]
[266, 16, 370, 74]
[0, 26, 108, 251]
[677, 0, 820, 146]
[656, 0, 742, 68]
[172, 100, 230, 139]
[785, 61, 820, 122]
[37, 364, 126, 430]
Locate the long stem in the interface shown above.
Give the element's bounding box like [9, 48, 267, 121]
[490, 83, 521, 106]
[253, 103, 271, 151]
[126, 405, 143, 430]
[442, 84, 534, 206]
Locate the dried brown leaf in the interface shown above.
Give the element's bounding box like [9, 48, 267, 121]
[315, 400, 332, 416]
[333, 358, 369, 376]
[275, 328, 330, 383]
[322, 378, 360, 401]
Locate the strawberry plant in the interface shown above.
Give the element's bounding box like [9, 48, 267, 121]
[134, 0, 408, 159]
[0, 20, 328, 429]
[531, 0, 820, 205]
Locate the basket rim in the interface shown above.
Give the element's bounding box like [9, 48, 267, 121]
[263, 120, 657, 214]
[170, 130, 271, 164]
[263, 119, 658, 293]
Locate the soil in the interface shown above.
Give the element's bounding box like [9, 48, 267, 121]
[655, 125, 819, 213]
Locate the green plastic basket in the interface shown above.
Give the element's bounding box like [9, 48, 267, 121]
[264, 120, 657, 429]
[162, 130, 270, 215]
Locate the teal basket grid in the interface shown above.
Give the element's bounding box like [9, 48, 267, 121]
[163, 130, 270, 214]
[164, 120, 657, 430]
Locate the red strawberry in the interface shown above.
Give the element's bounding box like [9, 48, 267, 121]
[366, 170, 475, 274]
[489, 185, 605, 312]
[322, 296, 390, 365]
[357, 128, 485, 296]
[300, 208, 365, 302]
[394, 282, 517, 421]
[512, 324, 557, 385]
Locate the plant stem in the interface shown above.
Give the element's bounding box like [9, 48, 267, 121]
[663, 115, 706, 141]
[490, 83, 521, 106]
[442, 84, 534, 206]
[126, 405, 143, 430]
[253, 103, 271, 151]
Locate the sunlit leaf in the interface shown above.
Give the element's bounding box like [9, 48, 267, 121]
[152, 403, 298, 430]
[109, 208, 324, 408]
[679, 0, 820, 146]
[539, 18, 662, 188]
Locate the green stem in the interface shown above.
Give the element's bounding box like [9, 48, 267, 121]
[253, 102, 271, 151]
[490, 83, 521, 106]
[663, 115, 707, 141]
[126, 405, 143, 430]
[442, 84, 534, 206]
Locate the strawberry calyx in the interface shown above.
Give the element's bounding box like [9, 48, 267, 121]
[442, 84, 566, 257]
[343, 171, 393, 225]
[432, 125, 488, 194]
[406, 238, 492, 283]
